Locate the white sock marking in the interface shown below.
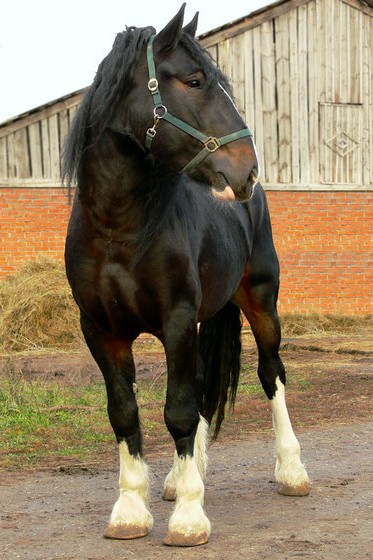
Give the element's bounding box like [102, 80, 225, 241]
[165, 416, 210, 538]
[167, 455, 211, 538]
[108, 441, 153, 531]
[164, 415, 208, 499]
[271, 378, 309, 489]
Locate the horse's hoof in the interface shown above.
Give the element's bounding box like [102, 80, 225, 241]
[162, 487, 177, 501]
[277, 481, 310, 497]
[104, 524, 149, 540]
[163, 531, 209, 547]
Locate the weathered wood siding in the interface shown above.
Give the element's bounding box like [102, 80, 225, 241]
[201, 0, 373, 188]
[0, 93, 82, 184]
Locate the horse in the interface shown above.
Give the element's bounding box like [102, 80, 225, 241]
[62, 3, 309, 548]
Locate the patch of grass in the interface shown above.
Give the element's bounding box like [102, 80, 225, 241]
[0, 360, 111, 468]
[0, 359, 170, 470]
[237, 362, 262, 395]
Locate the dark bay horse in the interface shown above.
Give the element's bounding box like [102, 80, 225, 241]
[63, 4, 309, 547]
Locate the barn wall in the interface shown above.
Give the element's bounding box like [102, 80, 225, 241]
[0, 187, 371, 316]
[202, 0, 373, 188]
[0, 0, 372, 317]
[0, 94, 82, 181]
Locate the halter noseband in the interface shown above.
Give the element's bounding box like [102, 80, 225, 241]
[145, 34, 252, 173]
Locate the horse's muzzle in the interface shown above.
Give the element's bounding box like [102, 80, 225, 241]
[212, 168, 259, 202]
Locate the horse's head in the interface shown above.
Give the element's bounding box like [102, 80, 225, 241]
[130, 4, 260, 202]
[67, 4, 259, 202]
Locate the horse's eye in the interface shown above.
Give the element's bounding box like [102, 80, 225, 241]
[186, 79, 201, 89]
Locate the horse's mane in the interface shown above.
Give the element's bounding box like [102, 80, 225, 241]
[62, 25, 232, 190]
[62, 25, 155, 189]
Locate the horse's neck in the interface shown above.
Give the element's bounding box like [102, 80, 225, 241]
[79, 131, 149, 233]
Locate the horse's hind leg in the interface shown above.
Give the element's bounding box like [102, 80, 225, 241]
[162, 307, 210, 546]
[234, 271, 310, 497]
[80, 314, 153, 539]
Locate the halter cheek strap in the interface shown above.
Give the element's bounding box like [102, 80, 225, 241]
[145, 34, 252, 173]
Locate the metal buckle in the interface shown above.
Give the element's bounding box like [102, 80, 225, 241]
[148, 78, 159, 92]
[204, 136, 221, 152]
[146, 127, 157, 139]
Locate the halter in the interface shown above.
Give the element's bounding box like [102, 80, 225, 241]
[145, 34, 252, 173]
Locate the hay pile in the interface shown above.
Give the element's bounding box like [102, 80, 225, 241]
[280, 312, 370, 337]
[0, 257, 82, 353]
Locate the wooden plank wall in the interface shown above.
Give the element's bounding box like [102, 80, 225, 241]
[203, 0, 373, 188]
[0, 0, 372, 189]
[0, 95, 81, 182]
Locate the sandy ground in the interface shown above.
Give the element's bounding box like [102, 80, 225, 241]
[1, 332, 372, 559]
[1, 421, 372, 559]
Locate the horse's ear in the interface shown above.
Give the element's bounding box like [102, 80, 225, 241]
[183, 12, 199, 37]
[155, 3, 186, 51]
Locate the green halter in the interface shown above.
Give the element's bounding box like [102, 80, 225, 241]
[145, 34, 252, 173]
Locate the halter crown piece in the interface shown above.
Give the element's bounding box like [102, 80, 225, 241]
[145, 34, 252, 173]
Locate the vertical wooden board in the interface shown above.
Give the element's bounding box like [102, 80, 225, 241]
[307, 0, 319, 184]
[338, 0, 349, 103]
[28, 122, 43, 178]
[324, 0, 334, 103]
[0, 137, 7, 178]
[6, 135, 15, 178]
[319, 105, 331, 183]
[41, 118, 51, 178]
[363, 16, 373, 184]
[232, 34, 246, 118]
[206, 44, 217, 65]
[298, 4, 310, 184]
[216, 39, 230, 81]
[316, 0, 326, 104]
[59, 109, 69, 154]
[13, 128, 30, 178]
[243, 31, 255, 133]
[261, 20, 278, 183]
[333, 0, 342, 102]
[252, 26, 264, 179]
[288, 10, 299, 184]
[68, 105, 78, 126]
[349, 5, 362, 104]
[48, 114, 60, 179]
[275, 13, 291, 183]
[347, 105, 362, 185]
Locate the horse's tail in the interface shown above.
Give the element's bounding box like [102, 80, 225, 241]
[198, 301, 242, 440]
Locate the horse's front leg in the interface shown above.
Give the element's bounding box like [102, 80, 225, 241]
[162, 309, 211, 547]
[80, 314, 153, 540]
[235, 277, 310, 497]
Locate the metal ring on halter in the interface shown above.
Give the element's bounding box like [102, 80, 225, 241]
[154, 105, 167, 119]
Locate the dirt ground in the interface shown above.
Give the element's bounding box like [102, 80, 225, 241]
[1, 332, 373, 559]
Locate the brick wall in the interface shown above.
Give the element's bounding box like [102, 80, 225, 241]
[0, 187, 372, 316]
[267, 191, 372, 316]
[0, 188, 71, 275]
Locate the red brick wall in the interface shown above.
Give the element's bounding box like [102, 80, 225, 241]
[0, 188, 71, 275]
[267, 191, 372, 316]
[0, 188, 372, 316]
